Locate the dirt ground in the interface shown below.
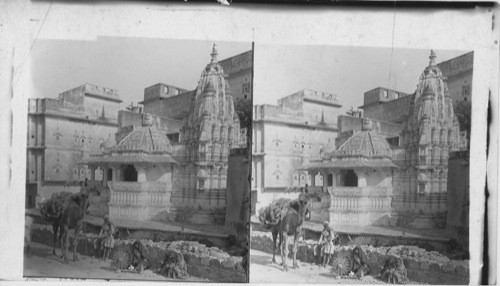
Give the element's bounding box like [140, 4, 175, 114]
[250, 249, 423, 284]
[249, 249, 387, 284]
[23, 242, 208, 282]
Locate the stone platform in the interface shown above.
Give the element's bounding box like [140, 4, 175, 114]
[251, 216, 452, 253]
[27, 210, 233, 251]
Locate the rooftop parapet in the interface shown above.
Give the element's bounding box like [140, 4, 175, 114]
[278, 88, 342, 109]
[437, 51, 473, 78]
[59, 83, 122, 103]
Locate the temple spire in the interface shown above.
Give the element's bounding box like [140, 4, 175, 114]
[210, 43, 218, 63]
[429, 50, 436, 66]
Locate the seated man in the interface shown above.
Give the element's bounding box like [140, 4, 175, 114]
[158, 250, 189, 279]
[352, 246, 370, 278]
[130, 240, 148, 273]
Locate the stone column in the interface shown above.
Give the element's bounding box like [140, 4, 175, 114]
[137, 165, 147, 182]
[356, 170, 368, 187]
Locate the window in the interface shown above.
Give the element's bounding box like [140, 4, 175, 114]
[163, 86, 169, 94]
[395, 93, 400, 99]
[327, 174, 334, 186]
[167, 133, 180, 143]
[383, 90, 388, 98]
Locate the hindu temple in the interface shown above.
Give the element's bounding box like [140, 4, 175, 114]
[392, 50, 461, 229]
[304, 117, 397, 227]
[81, 44, 243, 225]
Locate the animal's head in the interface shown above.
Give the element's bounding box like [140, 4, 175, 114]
[75, 192, 91, 214]
[257, 208, 267, 225]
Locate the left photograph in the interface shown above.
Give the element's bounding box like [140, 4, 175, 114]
[24, 38, 252, 282]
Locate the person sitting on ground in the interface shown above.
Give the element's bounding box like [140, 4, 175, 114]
[352, 246, 370, 278]
[378, 257, 409, 284]
[158, 250, 189, 279]
[130, 240, 148, 273]
[99, 215, 115, 260]
[321, 234, 335, 267]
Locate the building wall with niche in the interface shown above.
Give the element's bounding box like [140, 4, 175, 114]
[437, 51, 473, 106]
[252, 90, 341, 213]
[26, 85, 122, 208]
[219, 50, 253, 103]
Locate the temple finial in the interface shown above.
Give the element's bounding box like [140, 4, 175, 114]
[429, 50, 436, 66]
[211, 43, 218, 63]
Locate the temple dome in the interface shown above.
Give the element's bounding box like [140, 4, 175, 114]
[322, 130, 392, 160]
[117, 126, 172, 153]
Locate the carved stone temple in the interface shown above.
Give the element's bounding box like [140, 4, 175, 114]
[392, 50, 460, 229]
[81, 44, 242, 225]
[170, 45, 241, 224]
[301, 51, 462, 229]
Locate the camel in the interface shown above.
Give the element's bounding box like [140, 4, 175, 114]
[60, 193, 91, 263]
[258, 195, 312, 270]
[40, 193, 71, 257]
[278, 193, 311, 271]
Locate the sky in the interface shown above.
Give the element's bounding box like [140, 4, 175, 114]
[30, 37, 252, 109]
[30, 37, 468, 115]
[254, 44, 469, 114]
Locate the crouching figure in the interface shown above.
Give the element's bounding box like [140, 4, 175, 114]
[352, 246, 370, 278]
[158, 250, 189, 279]
[130, 240, 148, 273]
[377, 257, 409, 284]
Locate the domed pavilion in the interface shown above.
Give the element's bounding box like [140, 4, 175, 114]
[82, 113, 178, 221]
[304, 117, 398, 227]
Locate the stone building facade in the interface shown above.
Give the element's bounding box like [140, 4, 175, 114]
[437, 51, 473, 106]
[26, 83, 122, 207]
[28, 45, 249, 227]
[359, 87, 415, 125]
[392, 51, 460, 229]
[252, 89, 342, 213]
[294, 51, 467, 230]
[219, 50, 253, 103]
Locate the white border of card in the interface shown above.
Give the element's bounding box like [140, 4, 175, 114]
[1, 2, 498, 285]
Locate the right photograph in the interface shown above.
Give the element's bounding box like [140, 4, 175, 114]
[250, 44, 471, 284]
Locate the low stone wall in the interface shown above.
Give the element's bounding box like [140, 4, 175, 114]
[251, 232, 469, 285]
[31, 224, 247, 282]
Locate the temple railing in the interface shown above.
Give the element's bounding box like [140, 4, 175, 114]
[327, 186, 392, 197]
[108, 181, 170, 209]
[327, 186, 392, 213]
[109, 181, 168, 193]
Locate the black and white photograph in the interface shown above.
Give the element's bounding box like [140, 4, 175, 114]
[250, 44, 474, 284]
[22, 37, 252, 282]
[0, 2, 497, 285]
